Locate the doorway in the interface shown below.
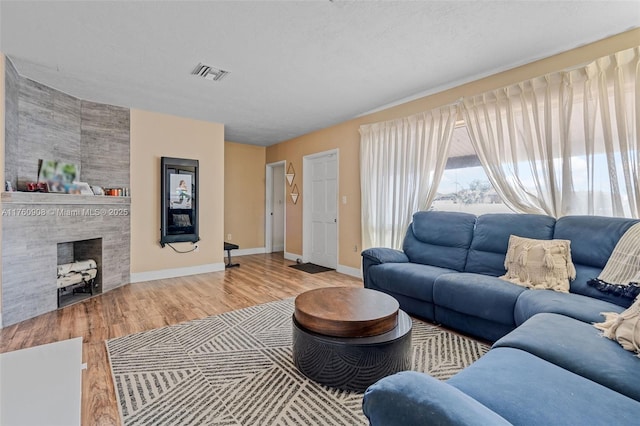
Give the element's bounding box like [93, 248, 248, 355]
[303, 150, 338, 269]
[265, 161, 286, 253]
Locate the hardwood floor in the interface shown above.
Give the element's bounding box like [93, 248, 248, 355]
[0, 253, 363, 426]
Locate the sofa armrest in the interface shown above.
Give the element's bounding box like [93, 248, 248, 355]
[363, 371, 512, 426]
[361, 248, 409, 265]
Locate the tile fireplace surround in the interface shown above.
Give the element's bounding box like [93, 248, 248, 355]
[2, 57, 131, 327]
[1, 192, 130, 326]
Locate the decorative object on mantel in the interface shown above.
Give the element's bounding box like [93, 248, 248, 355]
[286, 162, 295, 186]
[91, 185, 104, 196]
[37, 159, 79, 193]
[24, 181, 49, 192]
[74, 182, 94, 195]
[290, 183, 299, 204]
[103, 188, 130, 196]
[5, 181, 14, 192]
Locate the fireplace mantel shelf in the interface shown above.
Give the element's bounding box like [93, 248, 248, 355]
[1, 192, 130, 205]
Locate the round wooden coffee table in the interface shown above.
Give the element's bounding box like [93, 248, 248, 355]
[292, 287, 412, 392]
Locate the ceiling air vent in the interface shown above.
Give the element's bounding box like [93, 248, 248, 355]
[191, 63, 230, 82]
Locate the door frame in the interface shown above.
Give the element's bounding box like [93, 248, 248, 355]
[302, 149, 339, 266]
[265, 160, 287, 254]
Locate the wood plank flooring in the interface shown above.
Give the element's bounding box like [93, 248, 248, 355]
[0, 253, 363, 426]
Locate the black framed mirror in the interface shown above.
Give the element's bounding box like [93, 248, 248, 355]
[160, 157, 199, 247]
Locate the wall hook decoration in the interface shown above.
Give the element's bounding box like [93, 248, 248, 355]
[290, 184, 299, 204]
[286, 162, 295, 187]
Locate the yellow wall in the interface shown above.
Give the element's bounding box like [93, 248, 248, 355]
[266, 121, 359, 263]
[224, 141, 266, 250]
[266, 29, 640, 270]
[130, 109, 225, 274]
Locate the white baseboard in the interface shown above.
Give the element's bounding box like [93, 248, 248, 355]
[337, 264, 363, 279]
[233, 247, 266, 256]
[128, 251, 355, 284]
[282, 251, 362, 279]
[284, 252, 302, 262]
[130, 262, 226, 283]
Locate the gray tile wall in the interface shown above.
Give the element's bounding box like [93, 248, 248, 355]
[17, 78, 82, 189]
[81, 101, 130, 188]
[1, 198, 130, 326]
[57, 242, 75, 264]
[2, 62, 132, 326]
[4, 58, 19, 189]
[4, 66, 131, 189]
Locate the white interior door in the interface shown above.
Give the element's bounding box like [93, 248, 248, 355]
[265, 161, 286, 254]
[271, 164, 285, 251]
[308, 153, 337, 268]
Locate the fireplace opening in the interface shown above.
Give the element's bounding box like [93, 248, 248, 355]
[56, 238, 103, 308]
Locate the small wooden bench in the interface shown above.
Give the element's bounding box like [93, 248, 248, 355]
[224, 242, 239, 268]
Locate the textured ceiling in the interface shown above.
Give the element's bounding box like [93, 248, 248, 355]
[1, 1, 639, 146]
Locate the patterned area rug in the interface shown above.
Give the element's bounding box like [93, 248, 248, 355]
[106, 298, 489, 425]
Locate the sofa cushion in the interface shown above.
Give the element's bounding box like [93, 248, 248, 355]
[366, 263, 455, 303]
[494, 313, 640, 402]
[363, 371, 512, 426]
[464, 214, 556, 276]
[378, 291, 437, 322]
[554, 215, 639, 305]
[572, 264, 634, 307]
[500, 235, 575, 293]
[448, 347, 640, 426]
[434, 306, 516, 342]
[514, 289, 625, 325]
[572, 264, 635, 308]
[433, 273, 526, 326]
[403, 211, 476, 271]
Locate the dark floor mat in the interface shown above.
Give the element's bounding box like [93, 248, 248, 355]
[289, 263, 334, 274]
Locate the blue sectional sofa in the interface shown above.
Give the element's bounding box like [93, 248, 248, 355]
[361, 211, 640, 425]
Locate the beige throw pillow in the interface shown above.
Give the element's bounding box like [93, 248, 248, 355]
[500, 235, 576, 293]
[594, 296, 640, 357]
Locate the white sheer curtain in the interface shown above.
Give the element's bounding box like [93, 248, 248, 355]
[462, 46, 639, 218]
[360, 105, 458, 250]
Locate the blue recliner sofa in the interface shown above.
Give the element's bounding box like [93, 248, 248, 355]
[361, 211, 640, 425]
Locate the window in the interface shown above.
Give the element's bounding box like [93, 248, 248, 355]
[432, 126, 513, 215]
[433, 122, 636, 217]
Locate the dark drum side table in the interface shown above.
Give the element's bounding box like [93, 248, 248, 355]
[292, 287, 412, 392]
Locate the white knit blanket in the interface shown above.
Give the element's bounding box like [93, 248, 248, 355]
[598, 222, 640, 285]
[594, 295, 640, 358]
